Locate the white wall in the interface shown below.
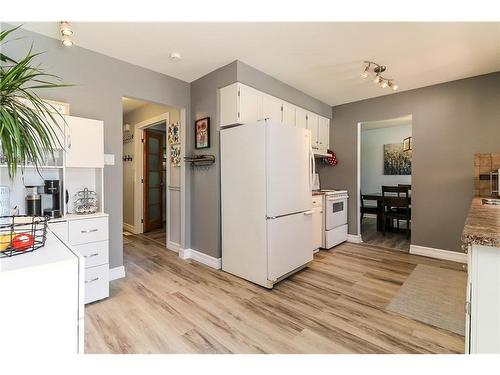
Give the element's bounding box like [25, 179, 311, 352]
[360, 124, 412, 194]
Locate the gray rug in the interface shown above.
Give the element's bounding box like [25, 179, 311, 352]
[388, 264, 467, 335]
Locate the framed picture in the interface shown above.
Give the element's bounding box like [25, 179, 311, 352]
[383, 143, 412, 175]
[403, 136, 413, 152]
[195, 117, 210, 149]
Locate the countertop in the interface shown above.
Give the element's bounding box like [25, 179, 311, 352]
[462, 197, 500, 248]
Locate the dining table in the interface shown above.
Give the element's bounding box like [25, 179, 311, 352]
[362, 192, 412, 231]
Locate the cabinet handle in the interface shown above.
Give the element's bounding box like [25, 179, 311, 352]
[303, 210, 313, 215]
[67, 134, 72, 149]
[84, 253, 99, 258]
[81, 229, 98, 234]
[85, 277, 99, 284]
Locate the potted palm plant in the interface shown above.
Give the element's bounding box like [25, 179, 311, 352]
[0, 25, 69, 178]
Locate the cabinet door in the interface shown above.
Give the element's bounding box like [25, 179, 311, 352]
[220, 83, 239, 127]
[262, 94, 283, 124]
[282, 103, 296, 126]
[312, 206, 323, 250]
[65, 116, 104, 168]
[238, 84, 262, 124]
[318, 116, 330, 151]
[295, 107, 307, 129]
[307, 112, 319, 149]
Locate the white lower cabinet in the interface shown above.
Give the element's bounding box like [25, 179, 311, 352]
[49, 215, 110, 304]
[312, 196, 324, 251]
[466, 243, 500, 353]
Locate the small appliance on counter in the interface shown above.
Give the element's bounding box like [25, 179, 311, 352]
[43, 180, 61, 219]
[25, 185, 43, 216]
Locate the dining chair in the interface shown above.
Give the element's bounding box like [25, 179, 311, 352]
[398, 184, 412, 195]
[382, 185, 411, 233]
[382, 196, 411, 239]
[360, 190, 378, 223]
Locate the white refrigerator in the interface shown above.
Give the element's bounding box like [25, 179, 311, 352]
[221, 120, 314, 288]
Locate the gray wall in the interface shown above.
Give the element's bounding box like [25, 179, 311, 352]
[2, 24, 191, 268]
[190, 60, 332, 258]
[318, 71, 500, 253]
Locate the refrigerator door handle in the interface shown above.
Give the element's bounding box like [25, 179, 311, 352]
[309, 146, 315, 189]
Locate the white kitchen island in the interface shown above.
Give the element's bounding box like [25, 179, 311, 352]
[0, 230, 84, 354]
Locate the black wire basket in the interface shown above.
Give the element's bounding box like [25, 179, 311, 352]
[0, 215, 48, 258]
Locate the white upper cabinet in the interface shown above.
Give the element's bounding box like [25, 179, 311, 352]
[65, 115, 104, 168]
[317, 116, 330, 151]
[306, 112, 319, 149]
[295, 107, 308, 129]
[219, 82, 330, 152]
[282, 102, 296, 126]
[220, 82, 262, 127]
[262, 94, 283, 123]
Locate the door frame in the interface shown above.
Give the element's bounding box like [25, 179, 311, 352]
[133, 113, 169, 235]
[357, 115, 413, 243]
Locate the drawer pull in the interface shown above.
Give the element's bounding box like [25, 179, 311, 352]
[84, 253, 99, 258]
[85, 277, 99, 284]
[81, 229, 98, 234]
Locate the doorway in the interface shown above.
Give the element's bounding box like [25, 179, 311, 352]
[358, 115, 413, 251]
[122, 97, 185, 252]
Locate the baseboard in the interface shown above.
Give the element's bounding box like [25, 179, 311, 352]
[347, 234, 363, 243]
[123, 223, 137, 234]
[179, 248, 222, 270]
[167, 240, 181, 253]
[409, 245, 467, 263]
[109, 266, 126, 281]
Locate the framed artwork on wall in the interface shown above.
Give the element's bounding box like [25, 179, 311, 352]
[195, 117, 210, 149]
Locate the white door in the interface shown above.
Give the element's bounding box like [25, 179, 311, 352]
[295, 107, 307, 129]
[266, 122, 311, 217]
[239, 84, 262, 124]
[267, 211, 314, 281]
[307, 112, 319, 149]
[65, 116, 104, 168]
[282, 102, 296, 126]
[318, 116, 330, 151]
[262, 94, 282, 123]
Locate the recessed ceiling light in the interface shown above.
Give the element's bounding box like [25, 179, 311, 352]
[169, 52, 181, 61]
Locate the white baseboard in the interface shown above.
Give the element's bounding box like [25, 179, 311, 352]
[109, 266, 126, 281]
[409, 245, 467, 263]
[179, 248, 222, 269]
[123, 223, 137, 234]
[347, 234, 363, 243]
[167, 240, 181, 253]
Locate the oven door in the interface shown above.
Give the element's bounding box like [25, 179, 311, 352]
[325, 197, 347, 230]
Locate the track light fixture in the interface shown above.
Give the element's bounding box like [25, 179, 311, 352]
[60, 21, 74, 46]
[361, 61, 398, 91]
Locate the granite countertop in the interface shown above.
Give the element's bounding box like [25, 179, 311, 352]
[462, 197, 500, 247]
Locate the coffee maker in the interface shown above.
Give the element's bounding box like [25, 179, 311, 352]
[43, 180, 61, 218]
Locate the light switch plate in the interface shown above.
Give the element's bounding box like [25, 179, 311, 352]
[104, 154, 115, 165]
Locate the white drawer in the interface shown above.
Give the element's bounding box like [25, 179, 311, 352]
[74, 241, 108, 268]
[69, 217, 108, 245]
[312, 196, 323, 208]
[84, 264, 109, 304]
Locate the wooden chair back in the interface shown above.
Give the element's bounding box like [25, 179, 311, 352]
[382, 185, 409, 198]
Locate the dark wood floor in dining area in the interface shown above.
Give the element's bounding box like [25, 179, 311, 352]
[361, 217, 411, 252]
[85, 231, 464, 354]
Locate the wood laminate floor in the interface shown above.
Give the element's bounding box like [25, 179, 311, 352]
[141, 224, 166, 247]
[361, 217, 411, 252]
[85, 234, 465, 354]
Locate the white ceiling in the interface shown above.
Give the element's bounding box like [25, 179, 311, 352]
[21, 22, 500, 106]
[361, 115, 412, 130]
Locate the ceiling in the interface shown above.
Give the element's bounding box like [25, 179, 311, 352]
[361, 115, 412, 130]
[21, 22, 500, 106]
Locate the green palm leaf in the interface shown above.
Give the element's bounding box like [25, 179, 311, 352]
[0, 25, 72, 178]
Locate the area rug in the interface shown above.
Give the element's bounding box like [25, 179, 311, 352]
[387, 264, 467, 335]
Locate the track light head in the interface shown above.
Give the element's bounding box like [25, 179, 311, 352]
[360, 63, 370, 78]
[60, 22, 73, 36]
[380, 80, 388, 88]
[373, 75, 381, 84]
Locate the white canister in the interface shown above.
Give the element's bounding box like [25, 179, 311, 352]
[0, 186, 9, 216]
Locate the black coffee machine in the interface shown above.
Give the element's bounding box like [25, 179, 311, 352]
[43, 180, 61, 218]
